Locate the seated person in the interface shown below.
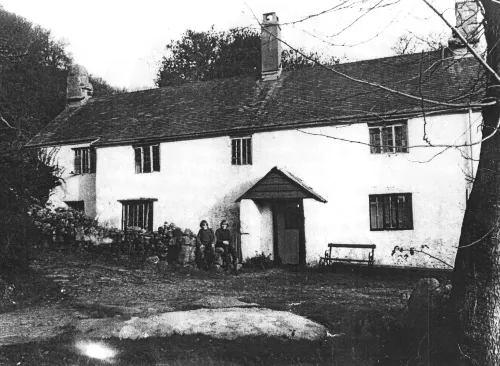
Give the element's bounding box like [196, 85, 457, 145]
[215, 220, 237, 267]
[196, 220, 215, 269]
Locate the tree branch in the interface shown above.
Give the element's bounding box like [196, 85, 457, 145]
[396, 247, 454, 268]
[296, 108, 498, 149]
[422, 0, 500, 84]
[255, 16, 495, 109]
[455, 226, 496, 249]
[0, 114, 15, 129]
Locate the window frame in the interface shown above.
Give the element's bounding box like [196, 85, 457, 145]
[231, 136, 252, 165]
[134, 144, 160, 173]
[73, 147, 96, 174]
[368, 121, 409, 154]
[120, 199, 157, 231]
[65, 200, 85, 212]
[369, 193, 413, 231]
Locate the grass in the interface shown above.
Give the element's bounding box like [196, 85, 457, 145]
[0, 249, 449, 365]
[0, 334, 335, 365]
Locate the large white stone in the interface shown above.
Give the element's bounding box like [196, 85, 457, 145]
[76, 307, 327, 340]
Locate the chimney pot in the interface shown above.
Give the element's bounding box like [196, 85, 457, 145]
[448, 0, 479, 53]
[67, 64, 93, 107]
[261, 12, 282, 81]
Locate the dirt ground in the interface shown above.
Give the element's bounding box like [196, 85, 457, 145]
[1, 250, 413, 343]
[0, 249, 419, 364]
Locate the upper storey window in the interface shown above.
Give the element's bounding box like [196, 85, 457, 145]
[231, 136, 252, 165]
[369, 122, 408, 154]
[73, 147, 96, 174]
[134, 145, 160, 173]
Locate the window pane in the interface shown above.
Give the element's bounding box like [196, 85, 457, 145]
[66, 201, 85, 211]
[383, 196, 390, 228]
[129, 204, 134, 227]
[390, 196, 398, 228]
[242, 139, 248, 165]
[397, 195, 407, 228]
[231, 139, 237, 165]
[383, 196, 397, 229]
[369, 128, 381, 154]
[74, 149, 82, 175]
[122, 205, 126, 230]
[138, 203, 144, 228]
[134, 148, 142, 173]
[247, 138, 252, 164]
[145, 203, 150, 231]
[143, 146, 152, 173]
[370, 194, 413, 231]
[394, 125, 408, 153]
[122, 201, 154, 231]
[237, 139, 241, 165]
[401, 124, 408, 152]
[148, 202, 153, 231]
[90, 148, 97, 173]
[82, 149, 88, 173]
[152, 145, 160, 171]
[382, 127, 394, 153]
[370, 198, 381, 229]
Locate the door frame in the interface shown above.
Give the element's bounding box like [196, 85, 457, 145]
[272, 199, 306, 265]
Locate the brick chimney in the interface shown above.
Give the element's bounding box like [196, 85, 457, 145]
[448, 0, 479, 54]
[261, 12, 282, 81]
[67, 64, 93, 107]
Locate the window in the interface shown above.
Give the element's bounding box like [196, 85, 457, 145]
[231, 136, 252, 165]
[121, 199, 156, 231]
[65, 201, 85, 212]
[73, 147, 96, 174]
[369, 122, 408, 154]
[134, 145, 160, 173]
[369, 193, 413, 230]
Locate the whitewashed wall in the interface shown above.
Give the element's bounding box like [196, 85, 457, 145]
[47, 143, 96, 217]
[50, 111, 481, 268]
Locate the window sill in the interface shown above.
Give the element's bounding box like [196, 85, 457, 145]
[370, 228, 414, 231]
[370, 152, 409, 155]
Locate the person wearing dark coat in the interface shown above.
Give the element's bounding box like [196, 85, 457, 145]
[196, 220, 215, 269]
[215, 220, 237, 268]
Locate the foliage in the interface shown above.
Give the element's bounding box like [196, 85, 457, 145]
[89, 75, 128, 97]
[0, 7, 71, 272]
[155, 26, 337, 87]
[0, 147, 62, 272]
[391, 32, 448, 55]
[391, 244, 453, 268]
[245, 252, 273, 269]
[0, 8, 71, 142]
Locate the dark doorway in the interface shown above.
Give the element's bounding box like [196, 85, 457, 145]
[273, 200, 305, 265]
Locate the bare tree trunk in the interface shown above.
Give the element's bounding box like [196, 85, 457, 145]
[451, 3, 500, 364]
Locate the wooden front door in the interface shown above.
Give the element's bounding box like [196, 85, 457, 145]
[274, 200, 305, 265]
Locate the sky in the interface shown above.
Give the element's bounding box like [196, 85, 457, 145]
[1, 0, 457, 90]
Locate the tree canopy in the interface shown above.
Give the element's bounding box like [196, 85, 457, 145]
[155, 26, 336, 87]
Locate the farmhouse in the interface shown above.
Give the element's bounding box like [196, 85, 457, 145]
[27, 8, 484, 268]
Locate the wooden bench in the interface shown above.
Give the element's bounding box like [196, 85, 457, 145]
[319, 243, 376, 268]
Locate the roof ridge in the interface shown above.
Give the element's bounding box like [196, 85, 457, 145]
[26, 49, 484, 148]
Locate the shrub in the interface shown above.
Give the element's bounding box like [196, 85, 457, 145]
[245, 252, 273, 269]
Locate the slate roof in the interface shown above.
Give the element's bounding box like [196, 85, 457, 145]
[26, 50, 485, 148]
[236, 166, 327, 203]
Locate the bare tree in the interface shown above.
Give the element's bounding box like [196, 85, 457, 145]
[252, 0, 500, 362]
[391, 32, 448, 55]
[427, 1, 500, 364]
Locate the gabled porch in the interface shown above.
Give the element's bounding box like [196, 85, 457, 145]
[237, 167, 327, 265]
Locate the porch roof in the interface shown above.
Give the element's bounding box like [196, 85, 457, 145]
[236, 166, 327, 203]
